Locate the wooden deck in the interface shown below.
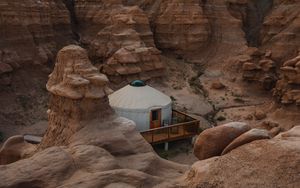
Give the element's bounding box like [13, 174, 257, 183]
[141, 110, 200, 144]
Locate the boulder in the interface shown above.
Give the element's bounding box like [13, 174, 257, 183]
[193, 122, 251, 160]
[269, 127, 282, 137]
[184, 126, 300, 188]
[211, 80, 226, 90]
[0, 135, 35, 165]
[254, 110, 267, 120]
[221, 129, 271, 155]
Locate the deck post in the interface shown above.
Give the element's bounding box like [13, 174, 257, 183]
[164, 142, 169, 151]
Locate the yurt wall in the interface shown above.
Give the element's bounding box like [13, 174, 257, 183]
[113, 103, 172, 132]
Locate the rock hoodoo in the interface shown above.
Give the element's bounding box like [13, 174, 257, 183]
[0, 45, 187, 188]
[274, 53, 300, 106]
[40, 45, 113, 148]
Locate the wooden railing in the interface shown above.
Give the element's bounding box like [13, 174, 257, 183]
[172, 110, 194, 124]
[141, 110, 200, 144]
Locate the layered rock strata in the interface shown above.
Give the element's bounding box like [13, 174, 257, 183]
[152, 0, 210, 60]
[74, 1, 165, 84]
[261, 0, 300, 62]
[40, 45, 113, 148]
[240, 47, 277, 90]
[0, 0, 74, 80]
[273, 53, 300, 106]
[0, 45, 186, 188]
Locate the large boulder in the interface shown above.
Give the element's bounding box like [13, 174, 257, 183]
[184, 126, 300, 188]
[221, 128, 271, 155]
[0, 135, 35, 165]
[193, 122, 251, 160]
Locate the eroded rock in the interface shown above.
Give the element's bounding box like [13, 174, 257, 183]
[0, 45, 186, 188]
[221, 128, 271, 155]
[193, 122, 251, 160]
[0, 135, 35, 165]
[184, 126, 300, 188]
[273, 53, 300, 106]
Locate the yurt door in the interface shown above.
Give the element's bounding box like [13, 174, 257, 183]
[150, 109, 161, 129]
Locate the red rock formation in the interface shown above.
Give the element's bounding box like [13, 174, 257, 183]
[236, 47, 278, 90]
[74, 1, 165, 84]
[273, 53, 300, 106]
[153, 0, 210, 60]
[102, 46, 165, 86]
[40, 45, 113, 148]
[0, 0, 74, 70]
[261, 0, 300, 62]
[75, 1, 155, 48]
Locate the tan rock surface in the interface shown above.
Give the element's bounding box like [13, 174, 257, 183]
[153, 0, 210, 61]
[0, 135, 35, 165]
[184, 126, 300, 188]
[221, 128, 271, 155]
[261, 0, 300, 62]
[274, 53, 300, 106]
[0, 0, 74, 69]
[193, 122, 251, 160]
[74, 1, 165, 85]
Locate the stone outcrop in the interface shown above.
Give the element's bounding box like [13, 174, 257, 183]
[273, 53, 300, 106]
[74, 1, 165, 85]
[0, 0, 75, 130]
[0, 45, 186, 188]
[193, 122, 251, 160]
[102, 46, 165, 86]
[261, 0, 300, 62]
[0, 0, 74, 73]
[184, 126, 300, 188]
[221, 128, 271, 155]
[152, 0, 210, 60]
[0, 135, 35, 165]
[226, 0, 273, 47]
[40, 45, 113, 148]
[240, 47, 277, 90]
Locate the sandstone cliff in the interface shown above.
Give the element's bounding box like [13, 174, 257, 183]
[274, 53, 300, 106]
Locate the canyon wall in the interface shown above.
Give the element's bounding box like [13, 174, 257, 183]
[261, 0, 300, 62]
[0, 0, 75, 134]
[0, 0, 74, 82]
[1, 0, 300, 135]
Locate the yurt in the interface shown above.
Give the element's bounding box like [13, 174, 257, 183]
[109, 80, 172, 132]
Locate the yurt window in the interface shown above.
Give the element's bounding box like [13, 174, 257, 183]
[152, 110, 159, 120]
[150, 109, 161, 129]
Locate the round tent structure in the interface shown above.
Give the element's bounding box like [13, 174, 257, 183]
[109, 80, 172, 131]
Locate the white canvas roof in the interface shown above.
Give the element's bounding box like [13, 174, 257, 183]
[109, 85, 172, 110]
